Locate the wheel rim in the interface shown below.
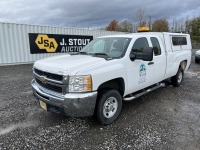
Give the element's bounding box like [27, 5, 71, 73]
[103, 97, 118, 118]
[178, 71, 183, 83]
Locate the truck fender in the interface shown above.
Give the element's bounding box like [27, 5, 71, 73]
[97, 78, 125, 96]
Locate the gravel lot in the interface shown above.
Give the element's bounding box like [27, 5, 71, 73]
[0, 50, 200, 149]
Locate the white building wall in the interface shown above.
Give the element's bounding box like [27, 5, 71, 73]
[0, 22, 125, 65]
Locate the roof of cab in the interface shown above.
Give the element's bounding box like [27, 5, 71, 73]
[98, 32, 189, 39]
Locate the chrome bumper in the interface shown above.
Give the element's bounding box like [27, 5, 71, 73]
[31, 79, 97, 117]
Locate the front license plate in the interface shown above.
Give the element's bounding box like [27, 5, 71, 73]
[39, 100, 47, 110]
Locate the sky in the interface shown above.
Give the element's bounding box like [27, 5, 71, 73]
[0, 0, 199, 29]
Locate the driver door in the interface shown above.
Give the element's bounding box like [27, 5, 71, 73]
[126, 37, 155, 94]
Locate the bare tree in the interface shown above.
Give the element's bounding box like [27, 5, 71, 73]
[172, 18, 186, 33]
[118, 20, 134, 33]
[185, 17, 191, 33]
[135, 8, 146, 27]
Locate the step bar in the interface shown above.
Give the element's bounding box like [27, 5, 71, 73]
[123, 83, 166, 101]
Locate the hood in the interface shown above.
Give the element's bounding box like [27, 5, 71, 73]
[34, 54, 106, 75]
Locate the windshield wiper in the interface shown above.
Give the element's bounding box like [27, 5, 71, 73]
[79, 51, 88, 55]
[91, 53, 112, 60]
[92, 53, 110, 57]
[78, 52, 112, 60]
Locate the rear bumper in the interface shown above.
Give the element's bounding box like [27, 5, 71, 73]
[31, 79, 97, 117]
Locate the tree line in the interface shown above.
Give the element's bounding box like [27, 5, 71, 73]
[105, 8, 200, 43]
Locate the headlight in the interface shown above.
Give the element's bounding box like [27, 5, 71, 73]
[69, 75, 92, 92]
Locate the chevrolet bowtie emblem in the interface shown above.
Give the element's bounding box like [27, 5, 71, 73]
[39, 76, 46, 83]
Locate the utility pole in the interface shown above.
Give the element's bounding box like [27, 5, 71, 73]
[148, 15, 152, 30]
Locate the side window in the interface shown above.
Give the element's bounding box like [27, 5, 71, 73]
[150, 37, 161, 56]
[131, 37, 149, 59]
[132, 37, 149, 56]
[172, 37, 187, 46]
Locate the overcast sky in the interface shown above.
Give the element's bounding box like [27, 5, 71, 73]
[0, 0, 199, 28]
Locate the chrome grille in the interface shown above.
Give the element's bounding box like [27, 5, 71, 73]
[35, 78, 63, 93]
[34, 68, 63, 81]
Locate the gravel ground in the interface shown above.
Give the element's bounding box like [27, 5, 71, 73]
[0, 50, 200, 149]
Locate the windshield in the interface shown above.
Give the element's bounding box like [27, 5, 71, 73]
[80, 37, 131, 59]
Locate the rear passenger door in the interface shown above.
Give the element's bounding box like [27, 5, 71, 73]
[150, 36, 166, 82]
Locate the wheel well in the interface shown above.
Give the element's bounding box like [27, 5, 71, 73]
[179, 60, 187, 71]
[97, 78, 125, 96]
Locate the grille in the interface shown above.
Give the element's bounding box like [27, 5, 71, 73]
[34, 68, 63, 81]
[35, 78, 62, 93]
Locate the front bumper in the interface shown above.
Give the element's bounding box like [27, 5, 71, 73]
[31, 79, 97, 117]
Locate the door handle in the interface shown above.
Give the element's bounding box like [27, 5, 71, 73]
[148, 62, 154, 65]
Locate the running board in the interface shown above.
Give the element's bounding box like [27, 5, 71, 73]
[123, 83, 166, 101]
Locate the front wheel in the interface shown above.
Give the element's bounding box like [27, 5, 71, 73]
[171, 68, 184, 87]
[96, 89, 122, 125]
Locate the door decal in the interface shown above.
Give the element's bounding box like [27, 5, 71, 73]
[139, 64, 146, 84]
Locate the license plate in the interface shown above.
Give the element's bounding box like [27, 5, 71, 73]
[39, 100, 47, 110]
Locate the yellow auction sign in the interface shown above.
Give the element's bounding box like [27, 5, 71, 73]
[29, 33, 93, 54]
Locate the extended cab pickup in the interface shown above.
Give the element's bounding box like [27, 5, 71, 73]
[31, 32, 192, 124]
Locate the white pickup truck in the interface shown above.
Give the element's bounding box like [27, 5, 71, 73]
[31, 32, 192, 124]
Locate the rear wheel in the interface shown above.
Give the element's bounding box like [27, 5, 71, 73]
[96, 89, 122, 125]
[195, 59, 199, 63]
[171, 68, 184, 87]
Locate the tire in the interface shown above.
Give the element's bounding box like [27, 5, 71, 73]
[171, 68, 184, 87]
[195, 59, 199, 63]
[96, 89, 122, 125]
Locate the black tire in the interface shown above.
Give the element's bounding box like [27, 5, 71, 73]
[96, 89, 122, 125]
[171, 68, 184, 87]
[195, 59, 199, 63]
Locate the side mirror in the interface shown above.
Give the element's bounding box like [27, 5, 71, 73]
[129, 52, 136, 61]
[142, 47, 153, 61]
